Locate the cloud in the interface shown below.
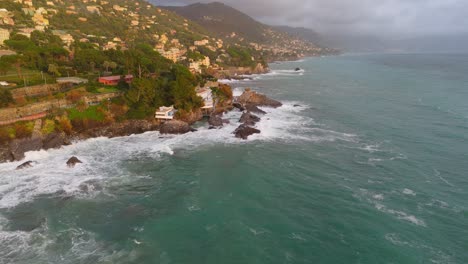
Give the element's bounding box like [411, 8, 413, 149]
[153, 0, 468, 36]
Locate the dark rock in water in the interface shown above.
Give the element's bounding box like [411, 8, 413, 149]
[238, 90, 282, 108]
[16, 161, 36, 170]
[66, 156, 82, 168]
[222, 119, 230, 124]
[245, 104, 266, 114]
[9, 137, 43, 161]
[239, 112, 261, 126]
[293, 104, 301, 107]
[160, 120, 191, 134]
[233, 102, 246, 111]
[190, 128, 198, 132]
[234, 124, 260, 140]
[208, 115, 224, 127]
[295, 67, 301, 71]
[43, 132, 66, 150]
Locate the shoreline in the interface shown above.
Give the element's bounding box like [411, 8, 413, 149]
[0, 84, 283, 165]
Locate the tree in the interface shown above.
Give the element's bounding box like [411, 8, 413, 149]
[1, 55, 23, 78]
[48, 63, 61, 76]
[0, 89, 14, 108]
[169, 65, 202, 112]
[0, 60, 11, 75]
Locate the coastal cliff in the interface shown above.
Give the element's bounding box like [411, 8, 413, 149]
[0, 87, 283, 164]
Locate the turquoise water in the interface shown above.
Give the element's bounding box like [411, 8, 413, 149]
[0, 54, 467, 263]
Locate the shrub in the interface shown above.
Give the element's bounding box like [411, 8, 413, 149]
[109, 103, 128, 121]
[0, 89, 14, 108]
[13, 122, 33, 139]
[15, 96, 27, 106]
[41, 119, 56, 135]
[66, 90, 84, 104]
[57, 116, 73, 135]
[0, 127, 11, 143]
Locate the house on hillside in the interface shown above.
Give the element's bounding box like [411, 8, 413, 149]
[98, 75, 133, 86]
[0, 29, 10, 46]
[155, 106, 175, 120]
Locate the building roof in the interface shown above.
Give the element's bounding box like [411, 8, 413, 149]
[56, 77, 88, 84]
[99, 75, 133, 81]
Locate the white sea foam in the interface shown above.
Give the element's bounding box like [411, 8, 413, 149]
[0, 96, 340, 209]
[374, 202, 426, 227]
[402, 188, 416, 196]
[373, 194, 384, 200]
[433, 169, 454, 187]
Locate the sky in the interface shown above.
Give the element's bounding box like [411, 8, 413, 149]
[155, 0, 468, 37]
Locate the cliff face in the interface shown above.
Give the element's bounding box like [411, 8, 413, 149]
[0, 120, 160, 163]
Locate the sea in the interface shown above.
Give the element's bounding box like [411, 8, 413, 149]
[0, 53, 467, 264]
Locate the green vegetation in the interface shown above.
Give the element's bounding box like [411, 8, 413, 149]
[0, 89, 14, 107]
[0, 121, 34, 144]
[40, 119, 56, 135]
[211, 84, 233, 105]
[225, 47, 257, 67]
[68, 105, 105, 122]
[124, 64, 202, 119]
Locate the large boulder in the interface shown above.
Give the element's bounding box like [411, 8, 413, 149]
[177, 109, 203, 125]
[0, 143, 13, 163]
[238, 90, 282, 108]
[239, 112, 260, 126]
[43, 132, 67, 150]
[9, 137, 43, 161]
[208, 115, 224, 128]
[86, 120, 159, 138]
[234, 125, 260, 140]
[66, 156, 82, 168]
[245, 104, 266, 114]
[160, 120, 191, 135]
[232, 102, 245, 111]
[16, 161, 36, 170]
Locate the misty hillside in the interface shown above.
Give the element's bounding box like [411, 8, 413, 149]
[163, 2, 270, 43]
[161, 2, 322, 48]
[273, 26, 322, 45]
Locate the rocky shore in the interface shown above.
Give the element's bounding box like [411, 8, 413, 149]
[0, 89, 282, 165]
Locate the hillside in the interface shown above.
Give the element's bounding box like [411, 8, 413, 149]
[161, 2, 337, 61]
[273, 26, 322, 46]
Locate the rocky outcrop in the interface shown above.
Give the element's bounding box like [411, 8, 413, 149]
[66, 156, 82, 168]
[234, 125, 260, 140]
[213, 63, 269, 79]
[16, 161, 36, 170]
[84, 120, 159, 138]
[245, 104, 266, 114]
[237, 90, 282, 108]
[177, 109, 203, 125]
[0, 120, 162, 164]
[239, 112, 260, 126]
[160, 120, 191, 134]
[9, 137, 43, 161]
[233, 102, 245, 111]
[208, 115, 224, 128]
[43, 132, 68, 150]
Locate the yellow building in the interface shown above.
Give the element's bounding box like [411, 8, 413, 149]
[0, 28, 10, 46]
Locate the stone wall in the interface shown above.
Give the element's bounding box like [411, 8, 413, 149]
[0, 92, 121, 125]
[11, 84, 62, 99]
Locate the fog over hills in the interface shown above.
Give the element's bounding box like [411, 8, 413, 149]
[153, 0, 468, 53]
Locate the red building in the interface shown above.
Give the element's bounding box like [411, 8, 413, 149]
[98, 75, 133, 86]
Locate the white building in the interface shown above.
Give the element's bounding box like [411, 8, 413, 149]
[155, 106, 175, 120]
[0, 28, 10, 46]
